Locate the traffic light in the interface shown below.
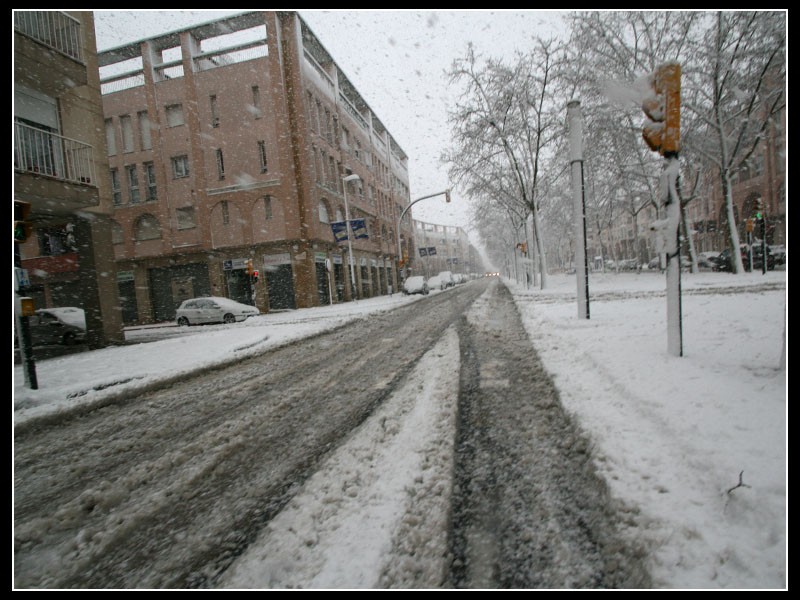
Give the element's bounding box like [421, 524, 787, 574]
[14, 200, 33, 243]
[753, 198, 764, 221]
[641, 63, 681, 157]
[445, 189, 451, 203]
[252, 269, 259, 283]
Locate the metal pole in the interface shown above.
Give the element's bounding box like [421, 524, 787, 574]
[665, 157, 683, 357]
[568, 100, 589, 319]
[396, 189, 451, 282]
[343, 175, 359, 301]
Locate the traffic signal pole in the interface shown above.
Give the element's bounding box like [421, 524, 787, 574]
[642, 63, 683, 357]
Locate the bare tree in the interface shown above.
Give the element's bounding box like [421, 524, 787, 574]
[682, 11, 786, 273]
[444, 40, 564, 289]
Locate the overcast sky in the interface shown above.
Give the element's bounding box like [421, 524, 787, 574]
[93, 9, 569, 234]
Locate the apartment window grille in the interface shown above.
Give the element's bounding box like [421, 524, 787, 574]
[110, 168, 122, 205]
[126, 165, 140, 204]
[172, 155, 190, 178]
[216, 149, 225, 180]
[210, 95, 219, 128]
[258, 141, 268, 172]
[144, 162, 157, 201]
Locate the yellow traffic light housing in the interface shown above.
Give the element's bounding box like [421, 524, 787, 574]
[642, 63, 681, 156]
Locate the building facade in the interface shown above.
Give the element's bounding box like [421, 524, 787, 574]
[14, 10, 124, 347]
[411, 219, 478, 278]
[581, 105, 786, 270]
[98, 11, 412, 324]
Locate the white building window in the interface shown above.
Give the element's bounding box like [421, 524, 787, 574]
[138, 111, 152, 150]
[176, 207, 196, 230]
[210, 95, 219, 128]
[166, 104, 184, 127]
[105, 119, 116, 156]
[172, 155, 190, 178]
[121, 115, 134, 152]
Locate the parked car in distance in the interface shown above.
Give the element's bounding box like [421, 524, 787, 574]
[176, 297, 260, 326]
[697, 251, 721, 269]
[619, 258, 640, 271]
[770, 245, 786, 266]
[437, 271, 455, 288]
[427, 275, 444, 291]
[713, 245, 775, 272]
[29, 307, 87, 346]
[402, 276, 429, 295]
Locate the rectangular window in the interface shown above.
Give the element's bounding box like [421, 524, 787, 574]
[110, 168, 122, 205]
[105, 119, 116, 155]
[216, 149, 225, 180]
[325, 109, 332, 144]
[121, 115, 134, 152]
[258, 141, 268, 173]
[176, 207, 196, 230]
[221, 200, 230, 225]
[166, 104, 184, 127]
[138, 111, 152, 150]
[172, 155, 190, 178]
[252, 86, 262, 119]
[144, 162, 157, 201]
[263, 195, 273, 220]
[126, 165, 140, 204]
[210, 95, 219, 128]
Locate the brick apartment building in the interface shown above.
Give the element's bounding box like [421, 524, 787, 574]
[98, 11, 413, 324]
[412, 220, 481, 278]
[14, 11, 124, 347]
[583, 104, 786, 269]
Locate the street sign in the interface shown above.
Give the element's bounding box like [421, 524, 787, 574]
[15, 267, 30, 291]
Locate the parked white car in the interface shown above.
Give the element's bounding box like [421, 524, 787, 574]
[402, 276, 429, 295]
[426, 275, 445, 291]
[176, 297, 260, 326]
[437, 271, 455, 288]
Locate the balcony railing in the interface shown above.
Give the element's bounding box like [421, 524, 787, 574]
[14, 11, 83, 63]
[14, 121, 96, 186]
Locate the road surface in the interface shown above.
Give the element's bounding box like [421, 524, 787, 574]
[14, 278, 650, 589]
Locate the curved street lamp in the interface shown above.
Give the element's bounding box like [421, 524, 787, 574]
[342, 173, 360, 300]
[396, 188, 451, 281]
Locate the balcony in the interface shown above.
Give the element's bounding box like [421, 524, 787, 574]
[14, 11, 88, 97]
[14, 11, 83, 63]
[14, 121, 100, 213]
[15, 121, 96, 185]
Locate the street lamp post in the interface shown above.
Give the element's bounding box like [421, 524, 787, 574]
[342, 173, 360, 300]
[396, 189, 451, 282]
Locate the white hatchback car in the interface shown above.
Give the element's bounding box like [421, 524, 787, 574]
[402, 276, 429, 295]
[176, 297, 260, 326]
